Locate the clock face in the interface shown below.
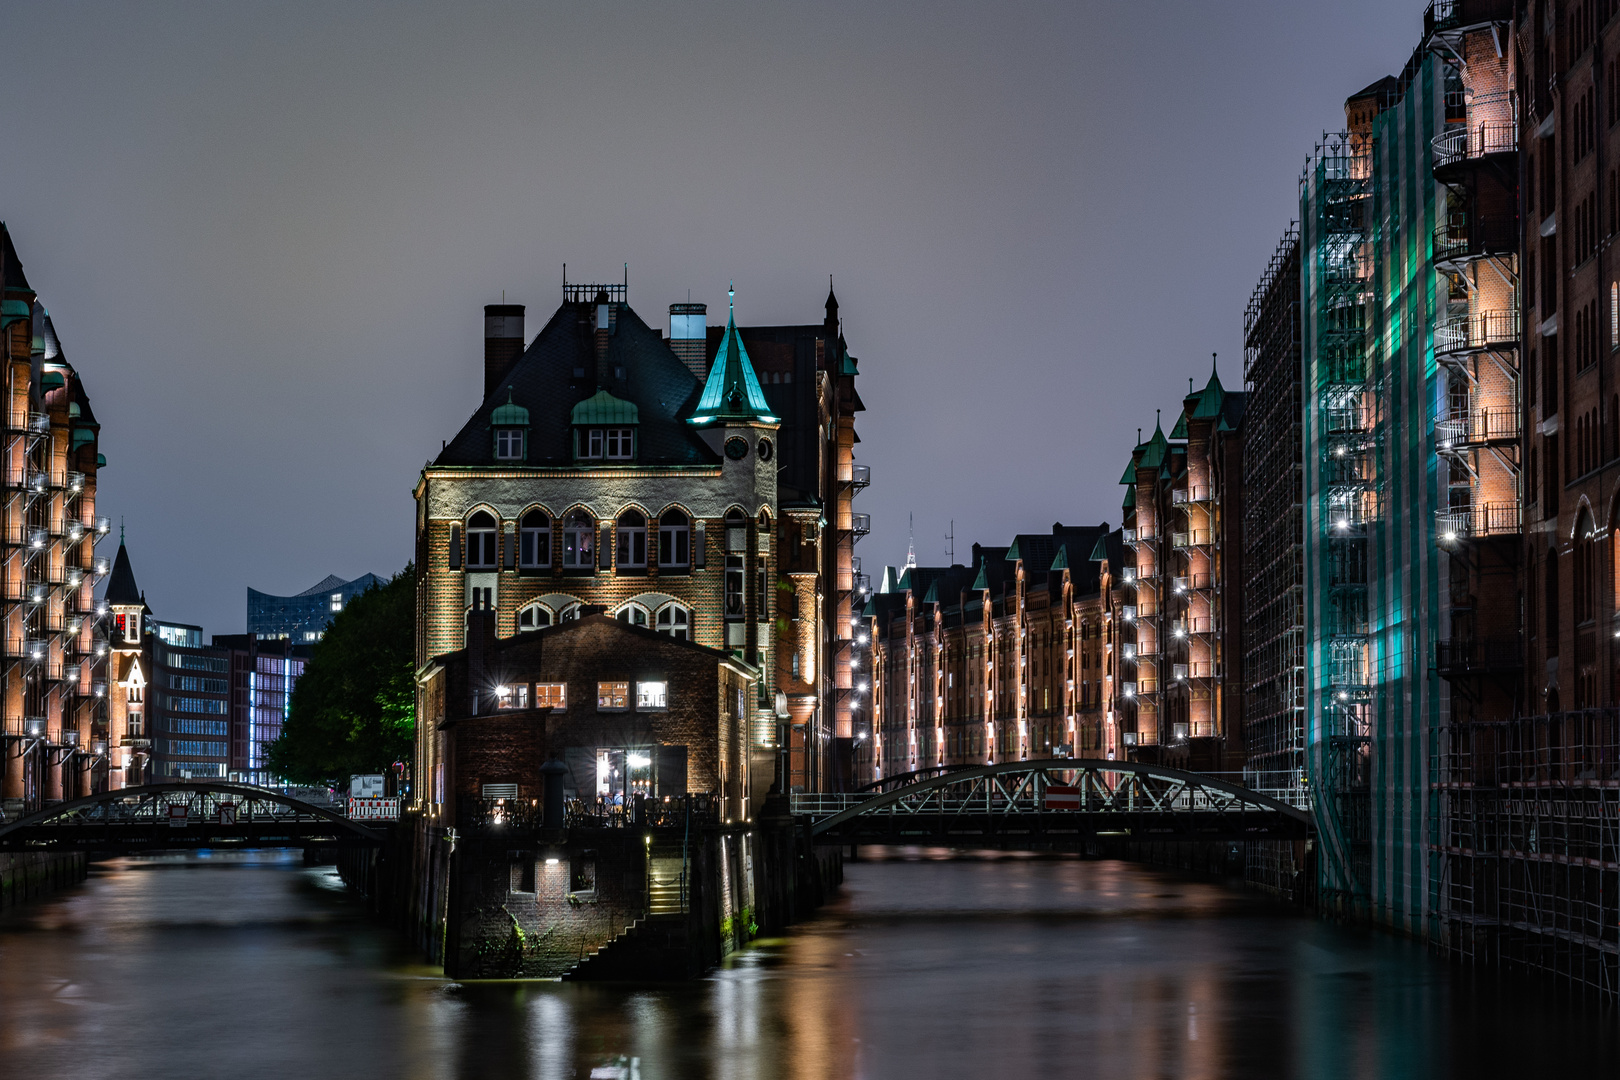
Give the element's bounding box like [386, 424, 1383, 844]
[725, 437, 749, 460]
[756, 437, 774, 462]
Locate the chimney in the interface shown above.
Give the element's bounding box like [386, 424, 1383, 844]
[484, 304, 525, 398]
[465, 604, 498, 710]
[594, 289, 613, 390]
[669, 303, 708, 382]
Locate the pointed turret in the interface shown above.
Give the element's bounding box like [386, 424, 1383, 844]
[105, 539, 142, 608]
[106, 536, 146, 650]
[688, 286, 779, 425]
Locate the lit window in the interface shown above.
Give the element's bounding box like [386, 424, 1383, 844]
[495, 428, 525, 460]
[597, 681, 629, 711]
[616, 510, 647, 568]
[655, 604, 690, 641]
[330, 593, 343, 613]
[518, 603, 552, 630]
[466, 511, 498, 569]
[519, 511, 551, 568]
[637, 681, 667, 710]
[563, 511, 595, 569]
[535, 682, 567, 710]
[494, 684, 529, 710]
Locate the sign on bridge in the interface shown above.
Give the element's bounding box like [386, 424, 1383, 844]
[1043, 785, 1081, 810]
[348, 797, 401, 822]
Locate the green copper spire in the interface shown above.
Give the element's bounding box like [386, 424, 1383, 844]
[688, 284, 778, 425]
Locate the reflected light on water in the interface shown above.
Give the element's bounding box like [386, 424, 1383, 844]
[0, 848, 1615, 1079]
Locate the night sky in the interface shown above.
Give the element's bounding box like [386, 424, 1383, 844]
[1, 0, 1418, 635]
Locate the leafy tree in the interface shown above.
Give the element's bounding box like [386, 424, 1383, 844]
[265, 565, 415, 787]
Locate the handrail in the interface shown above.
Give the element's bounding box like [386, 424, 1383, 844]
[0, 781, 383, 842]
[804, 757, 1312, 836]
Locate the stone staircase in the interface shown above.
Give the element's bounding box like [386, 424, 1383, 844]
[561, 911, 693, 981]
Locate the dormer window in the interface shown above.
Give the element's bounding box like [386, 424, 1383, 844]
[489, 390, 530, 463]
[570, 390, 639, 463]
[495, 428, 525, 460]
[579, 427, 634, 460]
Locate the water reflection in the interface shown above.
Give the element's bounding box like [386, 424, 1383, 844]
[0, 848, 1613, 1079]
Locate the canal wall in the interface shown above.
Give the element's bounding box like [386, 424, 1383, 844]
[339, 804, 840, 979]
[0, 850, 86, 910]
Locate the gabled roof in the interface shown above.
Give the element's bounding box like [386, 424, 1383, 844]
[1191, 369, 1226, 420]
[1137, 420, 1169, 469]
[690, 293, 778, 425]
[105, 542, 142, 607]
[435, 300, 714, 467]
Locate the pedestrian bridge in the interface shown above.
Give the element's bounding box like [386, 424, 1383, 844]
[0, 782, 385, 850]
[789, 759, 1312, 844]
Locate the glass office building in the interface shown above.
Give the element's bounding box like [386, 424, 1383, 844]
[247, 572, 382, 642]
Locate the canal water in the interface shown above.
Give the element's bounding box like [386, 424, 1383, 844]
[0, 848, 1613, 1079]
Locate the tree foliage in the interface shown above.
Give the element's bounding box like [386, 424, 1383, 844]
[265, 565, 415, 787]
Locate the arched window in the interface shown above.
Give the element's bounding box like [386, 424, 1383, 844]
[658, 509, 691, 568]
[656, 604, 690, 641]
[557, 602, 582, 622]
[616, 603, 649, 626]
[1576, 511, 1598, 624]
[724, 509, 747, 622]
[517, 602, 552, 631]
[563, 510, 595, 569]
[616, 510, 647, 569]
[520, 511, 551, 569]
[467, 511, 497, 569]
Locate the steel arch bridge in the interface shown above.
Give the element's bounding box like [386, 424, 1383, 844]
[792, 759, 1313, 844]
[0, 782, 385, 851]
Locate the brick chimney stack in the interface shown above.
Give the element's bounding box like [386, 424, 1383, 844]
[669, 302, 708, 382]
[594, 289, 613, 391]
[484, 304, 525, 398]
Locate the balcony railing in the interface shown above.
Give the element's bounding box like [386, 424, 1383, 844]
[1432, 216, 1518, 265]
[1436, 503, 1522, 540]
[848, 464, 870, 490]
[1434, 639, 1522, 675]
[1172, 485, 1211, 505]
[1122, 528, 1137, 543]
[1435, 407, 1519, 448]
[1425, 1, 1514, 37]
[1432, 121, 1518, 171]
[1434, 309, 1519, 357]
[850, 513, 871, 540]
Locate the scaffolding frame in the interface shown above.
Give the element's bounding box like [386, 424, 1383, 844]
[1243, 225, 1305, 795]
[1436, 711, 1620, 996]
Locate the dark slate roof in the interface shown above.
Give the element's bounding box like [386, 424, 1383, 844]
[435, 300, 715, 467]
[104, 542, 142, 606]
[0, 223, 30, 293]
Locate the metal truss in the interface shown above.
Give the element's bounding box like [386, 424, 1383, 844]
[793, 758, 1312, 843]
[0, 781, 384, 850]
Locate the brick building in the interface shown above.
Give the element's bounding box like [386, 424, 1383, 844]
[863, 524, 1111, 782]
[426, 611, 757, 823]
[1115, 370, 1247, 772]
[413, 277, 864, 813]
[0, 224, 113, 811]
